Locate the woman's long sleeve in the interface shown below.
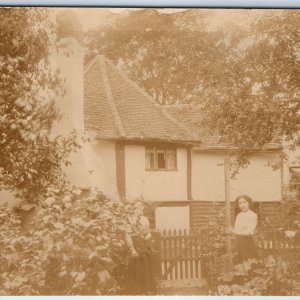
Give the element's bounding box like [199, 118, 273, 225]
[234, 211, 257, 236]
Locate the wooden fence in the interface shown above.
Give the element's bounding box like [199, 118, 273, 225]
[159, 229, 299, 281]
[256, 231, 300, 251]
[160, 229, 207, 281]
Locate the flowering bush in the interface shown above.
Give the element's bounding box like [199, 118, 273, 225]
[215, 253, 300, 296]
[203, 223, 300, 296]
[0, 184, 144, 295]
[197, 215, 299, 296]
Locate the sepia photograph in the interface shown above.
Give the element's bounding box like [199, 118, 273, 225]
[0, 5, 300, 296]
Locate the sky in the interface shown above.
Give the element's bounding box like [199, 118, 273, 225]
[51, 7, 265, 31]
[73, 8, 189, 30]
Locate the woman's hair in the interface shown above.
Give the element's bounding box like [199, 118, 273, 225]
[234, 195, 254, 211]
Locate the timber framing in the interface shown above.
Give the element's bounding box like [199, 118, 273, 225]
[115, 142, 126, 200]
[187, 147, 192, 200]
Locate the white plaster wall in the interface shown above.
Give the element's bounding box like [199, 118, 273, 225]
[85, 139, 119, 201]
[125, 145, 187, 201]
[50, 37, 92, 188]
[0, 140, 120, 208]
[51, 37, 85, 134]
[231, 152, 282, 202]
[62, 149, 90, 188]
[192, 152, 225, 201]
[192, 151, 282, 202]
[156, 206, 190, 231]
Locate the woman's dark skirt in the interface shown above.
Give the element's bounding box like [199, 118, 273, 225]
[234, 235, 258, 264]
[120, 235, 159, 295]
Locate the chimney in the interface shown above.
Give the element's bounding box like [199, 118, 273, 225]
[52, 10, 90, 189]
[54, 10, 85, 133]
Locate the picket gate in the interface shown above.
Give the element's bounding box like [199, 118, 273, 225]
[160, 229, 207, 281]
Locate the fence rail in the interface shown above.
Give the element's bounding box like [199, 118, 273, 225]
[160, 229, 207, 280]
[256, 231, 299, 251]
[159, 229, 299, 281]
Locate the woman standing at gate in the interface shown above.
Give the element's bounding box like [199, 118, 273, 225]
[123, 215, 158, 295]
[227, 195, 258, 275]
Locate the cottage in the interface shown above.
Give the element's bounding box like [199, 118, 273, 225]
[0, 11, 285, 231]
[51, 12, 284, 232]
[81, 50, 283, 231]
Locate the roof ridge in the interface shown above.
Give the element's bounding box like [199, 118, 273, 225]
[84, 55, 99, 75]
[98, 55, 126, 137]
[103, 57, 201, 142]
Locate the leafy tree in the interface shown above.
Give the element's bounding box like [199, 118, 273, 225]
[202, 10, 300, 167]
[86, 9, 300, 167]
[86, 9, 223, 104]
[0, 8, 76, 202]
[0, 185, 146, 295]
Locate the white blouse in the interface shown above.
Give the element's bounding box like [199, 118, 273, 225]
[234, 210, 258, 236]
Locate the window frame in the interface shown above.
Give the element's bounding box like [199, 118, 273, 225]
[145, 145, 177, 171]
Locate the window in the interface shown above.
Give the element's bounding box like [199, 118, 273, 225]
[145, 146, 176, 170]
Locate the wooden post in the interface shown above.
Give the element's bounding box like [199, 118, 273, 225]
[224, 150, 233, 269]
[224, 151, 231, 228]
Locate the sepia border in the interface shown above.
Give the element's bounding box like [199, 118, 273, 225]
[0, 0, 300, 8]
[1, 1, 300, 299]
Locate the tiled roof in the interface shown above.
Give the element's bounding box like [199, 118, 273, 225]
[161, 105, 282, 150]
[84, 55, 200, 143]
[160, 105, 223, 146]
[84, 57, 280, 150]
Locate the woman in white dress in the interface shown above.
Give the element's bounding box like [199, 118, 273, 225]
[227, 195, 258, 275]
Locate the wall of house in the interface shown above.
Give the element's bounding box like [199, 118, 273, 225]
[231, 152, 282, 202]
[0, 139, 120, 212]
[125, 145, 188, 201]
[86, 139, 119, 201]
[192, 151, 225, 201]
[50, 36, 91, 188]
[192, 150, 282, 202]
[155, 205, 190, 231]
[52, 37, 85, 135]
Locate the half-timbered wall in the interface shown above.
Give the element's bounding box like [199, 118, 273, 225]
[125, 144, 188, 201]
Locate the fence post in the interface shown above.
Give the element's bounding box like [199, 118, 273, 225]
[151, 230, 162, 282]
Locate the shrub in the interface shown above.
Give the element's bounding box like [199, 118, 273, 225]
[0, 184, 144, 295]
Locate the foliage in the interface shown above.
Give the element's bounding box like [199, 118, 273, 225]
[198, 221, 227, 256]
[202, 10, 300, 167]
[259, 185, 300, 231]
[197, 221, 230, 291]
[276, 200, 300, 231]
[85, 9, 224, 104]
[202, 217, 300, 295]
[0, 184, 145, 295]
[197, 203, 300, 296]
[216, 250, 300, 296]
[86, 9, 300, 169]
[86, 9, 300, 170]
[0, 8, 77, 202]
